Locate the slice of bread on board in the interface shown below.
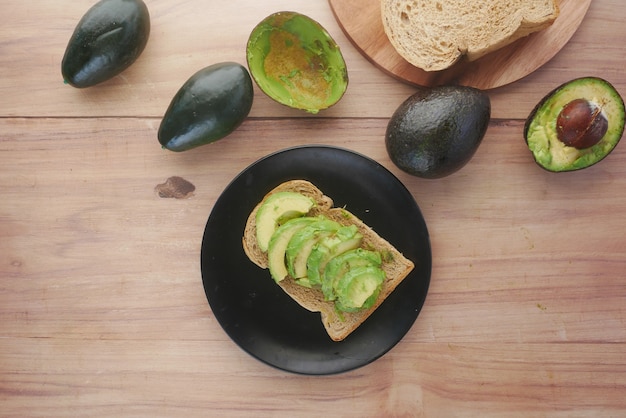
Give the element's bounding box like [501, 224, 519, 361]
[242, 180, 415, 341]
[381, 0, 560, 72]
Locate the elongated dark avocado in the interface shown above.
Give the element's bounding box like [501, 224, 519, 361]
[61, 0, 150, 88]
[158, 62, 254, 152]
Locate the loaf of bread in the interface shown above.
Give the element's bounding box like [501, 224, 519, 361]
[381, 0, 560, 72]
[242, 180, 415, 341]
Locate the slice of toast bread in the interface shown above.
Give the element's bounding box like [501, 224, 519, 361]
[381, 0, 560, 71]
[242, 180, 415, 341]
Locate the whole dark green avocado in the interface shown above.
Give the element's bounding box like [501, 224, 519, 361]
[61, 0, 150, 88]
[385, 86, 491, 179]
[158, 62, 254, 152]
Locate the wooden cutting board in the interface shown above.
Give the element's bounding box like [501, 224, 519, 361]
[328, 0, 591, 89]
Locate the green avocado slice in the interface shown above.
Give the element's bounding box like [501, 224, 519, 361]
[321, 248, 382, 302]
[267, 217, 318, 282]
[285, 219, 342, 279]
[306, 225, 362, 287]
[255, 191, 315, 252]
[333, 265, 386, 313]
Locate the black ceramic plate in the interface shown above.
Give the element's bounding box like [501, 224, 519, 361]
[201, 146, 431, 375]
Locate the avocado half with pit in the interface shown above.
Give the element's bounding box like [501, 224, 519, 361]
[246, 11, 348, 114]
[525, 77, 625, 172]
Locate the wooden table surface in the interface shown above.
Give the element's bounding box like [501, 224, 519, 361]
[2, 0, 625, 416]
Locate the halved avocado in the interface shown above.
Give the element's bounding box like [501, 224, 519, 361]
[333, 265, 385, 313]
[525, 77, 625, 172]
[246, 11, 348, 114]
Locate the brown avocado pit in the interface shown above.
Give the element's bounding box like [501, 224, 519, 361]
[556, 98, 608, 149]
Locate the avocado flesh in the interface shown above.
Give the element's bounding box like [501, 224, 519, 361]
[334, 266, 385, 313]
[525, 77, 625, 172]
[255, 192, 315, 252]
[267, 217, 318, 282]
[246, 11, 348, 114]
[285, 219, 342, 279]
[306, 226, 363, 287]
[321, 248, 382, 301]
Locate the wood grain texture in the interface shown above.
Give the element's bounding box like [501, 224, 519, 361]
[1, 0, 626, 416]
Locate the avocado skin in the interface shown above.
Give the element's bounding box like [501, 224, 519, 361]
[524, 77, 625, 172]
[158, 62, 254, 152]
[61, 0, 150, 88]
[385, 86, 491, 179]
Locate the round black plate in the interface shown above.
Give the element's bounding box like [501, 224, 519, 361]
[201, 145, 431, 375]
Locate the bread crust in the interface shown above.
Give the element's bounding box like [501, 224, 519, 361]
[242, 180, 415, 341]
[380, 0, 560, 72]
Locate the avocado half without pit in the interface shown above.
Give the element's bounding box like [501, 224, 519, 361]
[246, 11, 349, 114]
[525, 77, 625, 172]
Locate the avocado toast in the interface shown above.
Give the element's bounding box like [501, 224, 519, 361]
[242, 180, 414, 341]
